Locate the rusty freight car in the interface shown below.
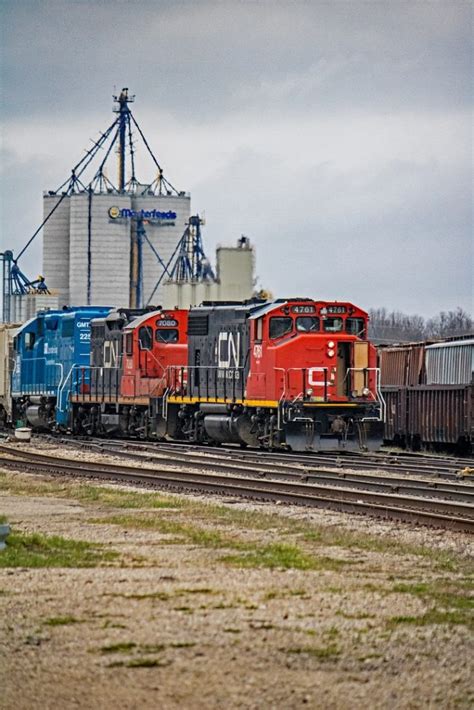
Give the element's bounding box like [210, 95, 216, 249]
[379, 338, 474, 453]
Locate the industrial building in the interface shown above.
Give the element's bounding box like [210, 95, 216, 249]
[43, 190, 191, 308]
[162, 236, 255, 308]
[2, 88, 258, 323]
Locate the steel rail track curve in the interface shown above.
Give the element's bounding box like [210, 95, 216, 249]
[0, 445, 473, 533]
[39, 434, 473, 481]
[32, 436, 474, 503]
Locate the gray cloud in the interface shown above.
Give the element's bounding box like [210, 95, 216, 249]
[1, 0, 472, 316]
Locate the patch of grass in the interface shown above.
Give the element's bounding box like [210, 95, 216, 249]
[170, 641, 195, 648]
[0, 474, 184, 511]
[44, 615, 81, 626]
[336, 611, 376, 620]
[103, 587, 215, 602]
[223, 628, 241, 634]
[392, 581, 474, 610]
[104, 591, 171, 601]
[390, 579, 473, 628]
[358, 653, 383, 661]
[264, 588, 308, 601]
[0, 514, 7, 524]
[388, 609, 472, 628]
[102, 620, 127, 630]
[125, 657, 170, 668]
[75, 487, 184, 510]
[0, 531, 118, 568]
[222, 543, 346, 571]
[100, 641, 137, 654]
[285, 644, 340, 660]
[4, 468, 472, 577]
[96, 513, 346, 571]
[91, 513, 227, 547]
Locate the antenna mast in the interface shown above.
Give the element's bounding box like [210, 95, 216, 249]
[113, 87, 135, 192]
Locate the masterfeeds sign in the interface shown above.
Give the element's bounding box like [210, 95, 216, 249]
[108, 206, 177, 221]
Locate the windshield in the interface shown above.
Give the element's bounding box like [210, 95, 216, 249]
[296, 316, 320, 333]
[323, 317, 343, 332]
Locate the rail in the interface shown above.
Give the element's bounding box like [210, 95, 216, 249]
[1, 444, 472, 533]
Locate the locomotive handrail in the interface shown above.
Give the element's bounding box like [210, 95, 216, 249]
[345, 367, 386, 422]
[284, 366, 330, 402]
[73, 365, 125, 400]
[57, 364, 76, 413]
[167, 365, 245, 403]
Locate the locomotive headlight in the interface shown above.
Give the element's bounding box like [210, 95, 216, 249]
[327, 349, 335, 357]
[306, 388, 313, 397]
[328, 341, 335, 348]
[362, 387, 370, 397]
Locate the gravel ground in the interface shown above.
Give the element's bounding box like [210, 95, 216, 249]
[0, 444, 473, 710]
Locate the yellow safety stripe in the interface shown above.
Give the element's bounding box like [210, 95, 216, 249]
[166, 396, 359, 408]
[167, 395, 280, 407]
[302, 403, 358, 408]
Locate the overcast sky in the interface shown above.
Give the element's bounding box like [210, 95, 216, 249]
[1, 0, 472, 316]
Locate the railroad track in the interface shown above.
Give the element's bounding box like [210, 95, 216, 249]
[42, 434, 474, 482]
[1, 443, 473, 533]
[38, 437, 474, 504]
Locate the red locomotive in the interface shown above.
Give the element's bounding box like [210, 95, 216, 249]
[71, 307, 187, 437]
[70, 298, 384, 451]
[164, 299, 384, 451]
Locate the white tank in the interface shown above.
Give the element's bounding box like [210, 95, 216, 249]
[42, 194, 71, 306]
[69, 193, 132, 306]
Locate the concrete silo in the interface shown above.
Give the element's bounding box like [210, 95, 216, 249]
[69, 193, 132, 306]
[42, 194, 71, 306]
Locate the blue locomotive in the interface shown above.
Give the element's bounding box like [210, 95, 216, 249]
[11, 306, 111, 429]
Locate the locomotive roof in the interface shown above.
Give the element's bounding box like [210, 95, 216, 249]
[123, 309, 185, 332]
[123, 310, 163, 331]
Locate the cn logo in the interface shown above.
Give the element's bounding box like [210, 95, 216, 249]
[217, 332, 240, 368]
[103, 341, 118, 368]
[253, 344, 263, 359]
[308, 367, 327, 387]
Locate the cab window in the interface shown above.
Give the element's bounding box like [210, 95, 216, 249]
[125, 333, 133, 355]
[156, 329, 178, 343]
[138, 326, 153, 350]
[25, 332, 35, 350]
[346, 317, 366, 337]
[61, 319, 74, 337]
[269, 317, 293, 339]
[296, 316, 320, 333]
[323, 317, 343, 332]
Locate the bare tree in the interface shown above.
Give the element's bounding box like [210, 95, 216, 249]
[425, 307, 473, 338]
[368, 306, 472, 342]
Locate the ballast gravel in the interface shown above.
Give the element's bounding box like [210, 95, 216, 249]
[0, 444, 473, 709]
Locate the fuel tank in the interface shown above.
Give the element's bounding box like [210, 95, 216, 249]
[26, 405, 52, 429]
[203, 414, 259, 446]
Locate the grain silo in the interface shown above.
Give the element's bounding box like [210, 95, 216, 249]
[42, 194, 71, 305]
[41, 89, 191, 309]
[69, 193, 132, 306]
